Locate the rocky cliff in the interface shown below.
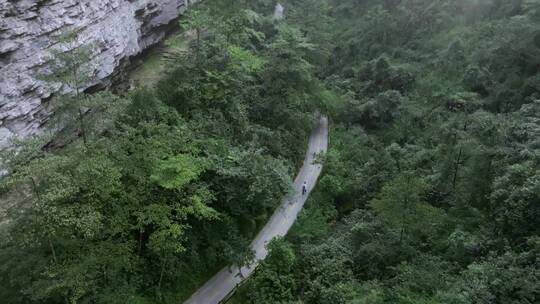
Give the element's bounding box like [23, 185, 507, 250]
[0, 0, 192, 147]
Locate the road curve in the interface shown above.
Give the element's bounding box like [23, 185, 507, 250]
[184, 116, 329, 304]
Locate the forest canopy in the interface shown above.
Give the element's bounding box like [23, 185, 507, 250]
[1, 0, 540, 303]
[232, 0, 540, 303]
[0, 1, 323, 302]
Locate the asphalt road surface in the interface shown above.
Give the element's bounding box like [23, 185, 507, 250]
[184, 116, 329, 304]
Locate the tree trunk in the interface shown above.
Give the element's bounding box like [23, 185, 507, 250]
[452, 147, 463, 190]
[78, 107, 88, 147]
[30, 177, 59, 264]
[196, 29, 201, 57]
[30, 177, 41, 202]
[157, 260, 167, 297]
[48, 238, 58, 264]
[73, 70, 88, 148]
[138, 228, 144, 256]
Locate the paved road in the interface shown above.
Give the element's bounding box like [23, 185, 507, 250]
[184, 116, 329, 304]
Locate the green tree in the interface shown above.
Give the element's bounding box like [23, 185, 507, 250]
[246, 238, 297, 304]
[40, 32, 96, 146]
[181, 8, 212, 55]
[370, 174, 446, 246]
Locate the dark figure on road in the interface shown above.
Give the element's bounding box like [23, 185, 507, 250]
[302, 181, 307, 195]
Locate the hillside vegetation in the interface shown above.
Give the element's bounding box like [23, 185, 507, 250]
[233, 0, 540, 303]
[1, 0, 539, 304]
[0, 1, 325, 302]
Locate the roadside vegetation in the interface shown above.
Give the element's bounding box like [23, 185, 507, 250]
[0, 1, 326, 303]
[1, 0, 539, 304]
[232, 0, 540, 303]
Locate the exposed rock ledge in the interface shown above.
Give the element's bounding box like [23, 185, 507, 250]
[0, 0, 194, 147]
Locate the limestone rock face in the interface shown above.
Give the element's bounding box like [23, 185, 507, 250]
[0, 0, 192, 147]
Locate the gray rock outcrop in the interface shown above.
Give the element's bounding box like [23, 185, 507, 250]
[274, 3, 284, 19]
[0, 0, 193, 147]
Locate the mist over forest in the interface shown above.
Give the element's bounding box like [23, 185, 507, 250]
[1, 0, 539, 303]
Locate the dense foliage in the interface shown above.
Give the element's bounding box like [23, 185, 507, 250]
[233, 0, 540, 303]
[2, 0, 540, 303]
[0, 2, 324, 303]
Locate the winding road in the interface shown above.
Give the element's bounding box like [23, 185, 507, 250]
[184, 116, 329, 304]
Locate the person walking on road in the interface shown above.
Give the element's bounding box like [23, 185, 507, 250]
[302, 181, 308, 196]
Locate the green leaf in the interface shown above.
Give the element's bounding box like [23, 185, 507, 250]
[151, 154, 203, 189]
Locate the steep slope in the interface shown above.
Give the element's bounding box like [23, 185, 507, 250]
[0, 0, 194, 146]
